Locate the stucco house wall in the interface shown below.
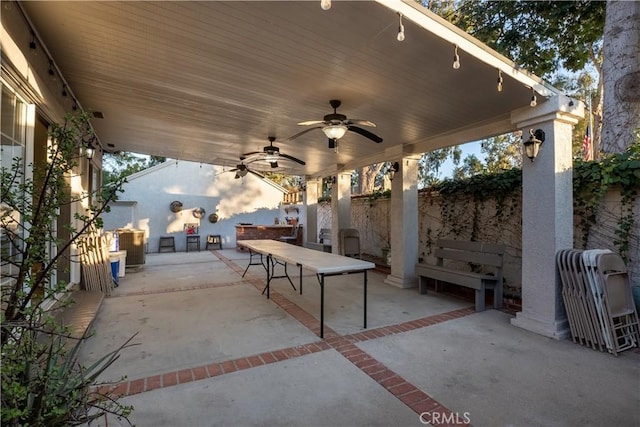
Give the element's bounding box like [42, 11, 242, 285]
[102, 161, 291, 252]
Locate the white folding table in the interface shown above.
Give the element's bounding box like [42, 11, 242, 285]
[239, 239, 375, 338]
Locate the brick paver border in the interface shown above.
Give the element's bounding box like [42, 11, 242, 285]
[94, 250, 475, 426]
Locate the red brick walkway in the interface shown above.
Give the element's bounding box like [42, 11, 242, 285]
[96, 250, 476, 426]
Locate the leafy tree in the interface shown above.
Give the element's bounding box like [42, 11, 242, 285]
[102, 152, 166, 187]
[1, 112, 134, 425]
[448, 0, 606, 153]
[418, 146, 462, 188]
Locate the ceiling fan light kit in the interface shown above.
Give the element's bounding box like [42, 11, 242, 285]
[291, 100, 383, 146]
[322, 124, 348, 140]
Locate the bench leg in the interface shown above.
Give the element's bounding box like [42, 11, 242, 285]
[418, 276, 428, 294]
[493, 281, 503, 309]
[475, 287, 486, 312]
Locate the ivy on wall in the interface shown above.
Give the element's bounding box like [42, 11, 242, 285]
[573, 144, 639, 261]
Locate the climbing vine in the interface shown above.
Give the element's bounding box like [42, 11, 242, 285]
[573, 143, 639, 261]
[435, 167, 522, 241]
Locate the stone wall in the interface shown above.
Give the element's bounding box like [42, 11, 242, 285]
[317, 186, 639, 296]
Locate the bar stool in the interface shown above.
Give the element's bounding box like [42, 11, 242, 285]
[186, 235, 201, 252]
[206, 234, 222, 250]
[158, 236, 175, 252]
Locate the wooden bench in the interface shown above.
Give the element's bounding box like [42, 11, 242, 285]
[415, 239, 505, 312]
[305, 228, 332, 252]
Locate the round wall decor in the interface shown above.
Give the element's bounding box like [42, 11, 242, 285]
[170, 201, 183, 213]
[193, 207, 206, 219]
[208, 213, 219, 223]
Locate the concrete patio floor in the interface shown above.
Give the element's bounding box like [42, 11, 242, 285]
[79, 249, 640, 427]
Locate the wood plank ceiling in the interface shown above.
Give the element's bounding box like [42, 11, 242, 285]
[21, 1, 555, 178]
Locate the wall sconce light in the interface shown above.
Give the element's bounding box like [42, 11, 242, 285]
[523, 129, 545, 162]
[497, 70, 503, 92]
[85, 138, 96, 160]
[388, 161, 400, 181]
[452, 45, 460, 69]
[326, 176, 336, 190]
[397, 13, 405, 42]
[320, 0, 331, 10]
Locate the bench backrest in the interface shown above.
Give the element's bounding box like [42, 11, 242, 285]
[434, 239, 505, 268]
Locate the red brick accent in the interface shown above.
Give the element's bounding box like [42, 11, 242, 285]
[177, 368, 194, 384]
[234, 358, 251, 371]
[146, 374, 162, 391]
[248, 355, 265, 367]
[192, 366, 208, 381]
[221, 360, 237, 374]
[128, 378, 146, 395]
[206, 363, 223, 377]
[162, 372, 178, 387]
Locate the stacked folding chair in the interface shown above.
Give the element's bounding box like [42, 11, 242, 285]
[557, 249, 639, 356]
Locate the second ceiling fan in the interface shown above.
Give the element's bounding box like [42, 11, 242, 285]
[241, 136, 305, 168]
[289, 100, 383, 149]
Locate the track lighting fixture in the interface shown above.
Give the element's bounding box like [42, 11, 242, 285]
[397, 13, 405, 42]
[452, 45, 460, 69]
[48, 60, 56, 79]
[497, 70, 503, 92]
[29, 32, 36, 51]
[62, 85, 68, 97]
[320, 0, 331, 10]
[72, 100, 78, 111]
[530, 88, 537, 107]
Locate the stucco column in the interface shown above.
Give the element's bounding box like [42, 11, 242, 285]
[304, 178, 320, 244]
[510, 97, 583, 339]
[385, 157, 419, 288]
[331, 171, 352, 254]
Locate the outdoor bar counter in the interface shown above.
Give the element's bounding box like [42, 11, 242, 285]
[235, 224, 294, 250]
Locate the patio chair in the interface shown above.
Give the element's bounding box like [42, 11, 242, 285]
[280, 224, 300, 245]
[339, 228, 360, 258]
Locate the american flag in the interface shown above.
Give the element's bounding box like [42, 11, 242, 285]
[582, 125, 591, 161]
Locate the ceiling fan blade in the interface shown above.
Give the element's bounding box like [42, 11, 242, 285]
[297, 120, 325, 126]
[347, 126, 383, 143]
[346, 119, 376, 127]
[280, 153, 306, 165]
[241, 150, 260, 158]
[287, 126, 323, 141]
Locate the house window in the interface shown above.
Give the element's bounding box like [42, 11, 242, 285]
[1, 83, 28, 284]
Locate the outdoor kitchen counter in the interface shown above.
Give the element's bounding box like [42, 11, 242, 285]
[235, 224, 294, 250]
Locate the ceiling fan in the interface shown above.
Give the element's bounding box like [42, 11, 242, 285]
[225, 163, 265, 180]
[241, 136, 306, 168]
[289, 100, 383, 149]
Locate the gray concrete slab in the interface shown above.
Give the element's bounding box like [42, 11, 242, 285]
[114, 350, 421, 427]
[357, 310, 640, 427]
[244, 263, 470, 336]
[82, 251, 640, 427]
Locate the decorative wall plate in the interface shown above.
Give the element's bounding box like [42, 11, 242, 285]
[208, 213, 219, 223]
[193, 207, 206, 219]
[170, 201, 183, 212]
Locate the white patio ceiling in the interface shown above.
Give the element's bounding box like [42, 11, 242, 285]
[21, 0, 561, 178]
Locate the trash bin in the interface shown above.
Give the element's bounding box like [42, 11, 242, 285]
[115, 250, 127, 277]
[109, 253, 120, 286]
